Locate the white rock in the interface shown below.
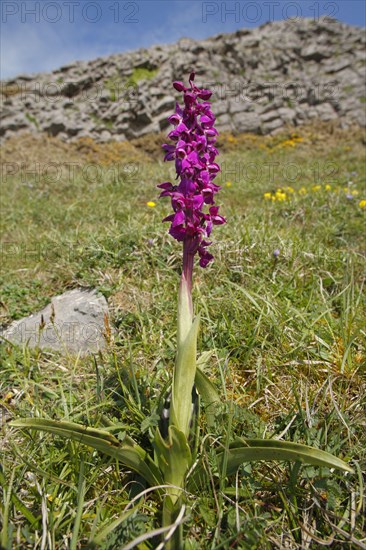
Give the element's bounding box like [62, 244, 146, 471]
[1, 289, 111, 354]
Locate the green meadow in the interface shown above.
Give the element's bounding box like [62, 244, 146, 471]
[1, 124, 365, 548]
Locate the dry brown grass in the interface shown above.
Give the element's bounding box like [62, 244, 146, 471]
[217, 120, 366, 153]
[2, 121, 364, 171]
[0, 132, 151, 168]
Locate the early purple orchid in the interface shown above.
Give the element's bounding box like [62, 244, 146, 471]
[158, 72, 226, 291]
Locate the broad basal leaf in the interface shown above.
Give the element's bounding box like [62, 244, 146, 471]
[10, 418, 163, 487]
[220, 438, 354, 474]
[153, 426, 191, 503]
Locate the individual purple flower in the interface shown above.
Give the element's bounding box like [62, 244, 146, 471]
[158, 72, 226, 289]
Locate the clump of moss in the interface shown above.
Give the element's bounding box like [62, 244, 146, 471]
[125, 67, 158, 87]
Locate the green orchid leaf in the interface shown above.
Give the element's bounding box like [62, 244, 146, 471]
[195, 365, 220, 429]
[153, 426, 192, 504]
[172, 314, 200, 437]
[10, 418, 163, 487]
[196, 351, 213, 371]
[189, 437, 353, 492]
[195, 365, 220, 404]
[221, 438, 354, 475]
[177, 274, 193, 348]
[162, 495, 184, 550]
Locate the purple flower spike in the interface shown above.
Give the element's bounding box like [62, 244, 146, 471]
[158, 72, 226, 288]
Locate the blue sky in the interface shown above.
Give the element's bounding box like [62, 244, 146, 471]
[1, 0, 365, 79]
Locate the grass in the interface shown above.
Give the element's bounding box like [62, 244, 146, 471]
[104, 67, 158, 101]
[24, 114, 39, 130]
[1, 122, 365, 548]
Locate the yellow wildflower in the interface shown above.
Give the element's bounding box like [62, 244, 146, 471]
[285, 186, 295, 193]
[283, 140, 294, 147]
[275, 190, 287, 201]
[299, 187, 307, 195]
[351, 189, 359, 196]
[146, 201, 156, 208]
[312, 185, 321, 192]
[325, 184, 331, 191]
[264, 192, 273, 200]
[226, 181, 232, 187]
[359, 199, 366, 209]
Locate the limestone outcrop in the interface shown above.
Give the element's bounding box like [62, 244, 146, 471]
[1, 17, 365, 142]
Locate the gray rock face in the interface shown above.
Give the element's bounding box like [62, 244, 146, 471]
[1, 289, 110, 354]
[0, 17, 365, 141]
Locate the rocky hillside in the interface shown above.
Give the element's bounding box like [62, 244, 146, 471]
[1, 17, 365, 143]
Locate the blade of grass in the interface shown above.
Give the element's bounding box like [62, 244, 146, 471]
[70, 457, 85, 550]
[1, 467, 15, 550]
